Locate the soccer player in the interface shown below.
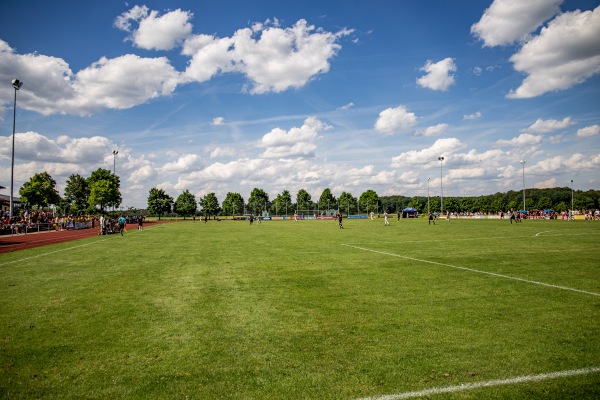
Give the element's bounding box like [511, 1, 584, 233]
[337, 211, 344, 229]
[118, 214, 126, 236]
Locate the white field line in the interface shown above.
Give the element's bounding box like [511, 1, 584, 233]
[342, 244, 600, 297]
[355, 366, 600, 400]
[0, 225, 162, 267]
[371, 231, 600, 245]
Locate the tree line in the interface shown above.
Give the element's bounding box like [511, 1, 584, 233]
[12, 170, 599, 217]
[146, 186, 600, 218]
[15, 169, 121, 215]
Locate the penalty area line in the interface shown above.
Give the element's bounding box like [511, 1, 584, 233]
[355, 366, 600, 400]
[342, 244, 600, 297]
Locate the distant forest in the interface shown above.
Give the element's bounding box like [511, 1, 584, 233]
[379, 187, 599, 214]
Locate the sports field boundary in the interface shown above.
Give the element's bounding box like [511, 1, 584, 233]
[355, 366, 600, 400]
[342, 244, 600, 297]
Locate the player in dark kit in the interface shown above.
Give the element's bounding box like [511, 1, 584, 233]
[337, 212, 344, 229]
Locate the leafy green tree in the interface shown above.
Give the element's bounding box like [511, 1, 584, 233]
[506, 200, 518, 211]
[64, 174, 89, 212]
[87, 168, 121, 210]
[428, 197, 439, 213]
[359, 189, 379, 213]
[444, 197, 459, 213]
[272, 190, 292, 215]
[248, 188, 269, 213]
[19, 171, 62, 210]
[318, 188, 336, 212]
[574, 193, 594, 211]
[555, 201, 568, 212]
[199, 193, 220, 218]
[89, 179, 120, 212]
[174, 190, 197, 219]
[491, 198, 506, 213]
[296, 189, 311, 211]
[536, 196, 553, 211]
[147, 188, 173, 219]
[460, 197, 474, 213]
[222, 192, 245, 217]
[407, 196, 423, 212]
[338, 191, 357, 214]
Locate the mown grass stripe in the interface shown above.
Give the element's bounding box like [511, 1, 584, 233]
[342, 244, 600, 297]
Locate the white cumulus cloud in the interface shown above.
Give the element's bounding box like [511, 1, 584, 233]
[576, 124, 600, 138]
[183, 19, 353, 94]
[416, 58, 457, 91]
[259, 116, 330, 159]
[115, 6, 193, 51]
[495, 133, 542, 147]
[507, 6, 600, 98]
[374, 105, 417, 135]
[471, 0, 563, 46]
[415, 123, 448, 137]
[162, 154, 202, 173]
[463, 112, 482, 120]
[525, 117, 574, 133]
[390, 138, 465, 167]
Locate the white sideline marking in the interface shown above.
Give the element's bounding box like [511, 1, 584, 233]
[0, 225, 159, 266]
[355, 367, 600, 400]
[535, 230, 554, 237]
[342, 244, 600, 297]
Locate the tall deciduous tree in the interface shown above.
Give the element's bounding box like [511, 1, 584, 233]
[272, 190, 292, 215]
[338, 191, 357, 214]
[359, 189, 379, 213]
[222, 192, 245, 217]
[87, 168, 121, 211]
[296, 189, 311, 211]
[318, 188, 336, 213]
[147, 188, 173, 220]
[64, 174, 89, 212]
[199, 193, 220, 218]
[248, 188, 269, 213]
[19, 172, 61, 210]
[88, 180, 120, 212]
[174, 190, 197, 219]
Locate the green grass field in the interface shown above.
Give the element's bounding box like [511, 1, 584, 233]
[1, 218, 599, 399]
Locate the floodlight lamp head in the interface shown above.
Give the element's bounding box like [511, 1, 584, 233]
[113, 150, 118, 155]
[12, 79, 23, 90]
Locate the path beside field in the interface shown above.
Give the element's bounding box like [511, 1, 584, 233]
[0, 220, 170, 254]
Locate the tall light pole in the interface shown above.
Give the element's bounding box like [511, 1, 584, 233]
[438, 156, 444, 214]
[112, 150, 118, 211]
[112, 150, 118, 175]
[520, 160, 526, 211]
[427, 177, 430, 215]
[571, 179, 574, 221]
[10, 79, 23, 219]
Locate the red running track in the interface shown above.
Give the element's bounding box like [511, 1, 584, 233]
[0, 222, 164, 254]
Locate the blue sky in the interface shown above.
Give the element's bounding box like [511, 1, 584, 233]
[1, 0, 599, 209]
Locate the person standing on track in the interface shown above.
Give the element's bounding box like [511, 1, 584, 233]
[118, 215, 126, 236]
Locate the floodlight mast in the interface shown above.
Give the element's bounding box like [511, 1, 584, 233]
[520, 160, 526, 211]
[10, 79, 23, 220]
[438, 156, 444, 214]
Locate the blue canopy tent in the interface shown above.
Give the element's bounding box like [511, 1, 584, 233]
[402, 207, 418, 218]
